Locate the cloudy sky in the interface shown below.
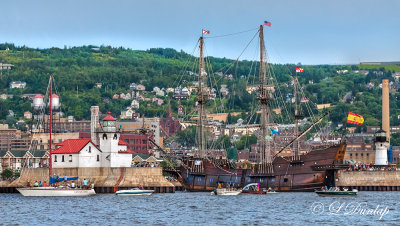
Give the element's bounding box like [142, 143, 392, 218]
[1, 0, 399, 64]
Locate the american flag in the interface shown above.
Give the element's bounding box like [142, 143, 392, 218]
[264, 21, 271, 27]
[296, 68, 304, 73]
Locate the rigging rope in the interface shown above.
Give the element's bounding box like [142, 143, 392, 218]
[205, 27, 258, 39]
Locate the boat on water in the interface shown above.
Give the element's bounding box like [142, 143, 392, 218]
[211, 181, 241, 196]
[17, 75, 96, 197]
[241, 183, 265, 195]
[315, 187, 358, 197]
[116, 188, 155, 196]
[178, 24, 348, 192]
[212, 188, 241, 196]
[241, 183, 279, 194]
[17, 186, 96, 197]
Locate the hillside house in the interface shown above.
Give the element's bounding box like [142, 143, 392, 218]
[10, 81, 26, 89]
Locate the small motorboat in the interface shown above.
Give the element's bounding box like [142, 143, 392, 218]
[116, 187, 154, 196]
[211, 188, 241, 196]
[315, 187, 358, 197]
[241, 183, 265, 194]
[211, 181, 241, 196]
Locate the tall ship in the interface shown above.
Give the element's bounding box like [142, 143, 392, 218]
[178, 24, 347, 192]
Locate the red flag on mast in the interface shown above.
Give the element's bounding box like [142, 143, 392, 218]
[202, 29, 210, 34]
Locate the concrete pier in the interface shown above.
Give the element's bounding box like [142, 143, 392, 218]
[336, 170, 400, 191]
[0, 167, 175, 193]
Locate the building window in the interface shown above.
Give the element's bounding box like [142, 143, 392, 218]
[54, 155, 57, 162]
[355, 153, 358, 157]
[143, 140, 147, 144]
[130, 139, 134, 144]
[361, 153, 364, 157]
[69, 155, 72, 162]
[367, 153, 369, 157]
[89, 146, 91, 153]
[40, 145, 44, 150]
[62, 155, 65, 162]
[137, 140, 141, 144]
[350, 153, 352, 158]
[97, 155, 100, 162]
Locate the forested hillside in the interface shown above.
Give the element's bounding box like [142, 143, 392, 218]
[1, 43, 399, 131]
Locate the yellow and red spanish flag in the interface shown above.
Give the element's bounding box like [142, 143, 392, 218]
[347, 112, 364, 125]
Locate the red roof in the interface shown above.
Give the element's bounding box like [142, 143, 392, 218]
[51, 94, 59, 98]
[118, 139, 129, 146]
[118, 148, 135, 154]
[34, 94, 43, 98]
[52, 139, 93, 154]
[103, 112, 116, 121]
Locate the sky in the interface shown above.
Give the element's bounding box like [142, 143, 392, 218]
[1, 0, 399, 65]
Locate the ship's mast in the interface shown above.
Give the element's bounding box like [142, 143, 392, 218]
[49, 75, 53, 178]
[197, 36, 207, 158]
[258, 25, 274, 168]
[293, 72, 300, 160]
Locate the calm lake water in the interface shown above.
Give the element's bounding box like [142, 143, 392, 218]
[0, 192, 399, 225]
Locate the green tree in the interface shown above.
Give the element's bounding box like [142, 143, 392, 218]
[5, 115, 16, 128]
[176, 126, 197, 147]
[1, 168, 13, 180]
[226, 147, 237, 160]
[391, 133, 400, 146]
[214, 135, 231, 149]
[234, 135, 257, 150]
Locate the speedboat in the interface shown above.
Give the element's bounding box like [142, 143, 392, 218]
[315, 187, 358, 197]
[211, 188, 241, 196]
[116, 188, 154, 196]
[17, 187, 96, 197]
[241, 183, 265, 194]
[211, 181, 241, 196]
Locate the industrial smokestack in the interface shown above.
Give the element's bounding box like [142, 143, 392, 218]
[91, 106, 100, 145]
[382, 79, 390, 143]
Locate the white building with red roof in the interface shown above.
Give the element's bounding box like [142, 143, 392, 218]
[52, 139, 101, 168]
[51, 112, 134, 168]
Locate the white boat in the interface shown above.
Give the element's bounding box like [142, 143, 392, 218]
[211, 181, 241, 196]
[17, 187, 96, 197]
[315, 187, 358, 197]
[116, 188, 154, 196]
[212, 188, 241, 196]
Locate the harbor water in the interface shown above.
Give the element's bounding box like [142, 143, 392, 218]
[0, 192, 398, 225]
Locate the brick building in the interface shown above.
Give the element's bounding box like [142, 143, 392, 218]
[160, 103, 181, 137]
